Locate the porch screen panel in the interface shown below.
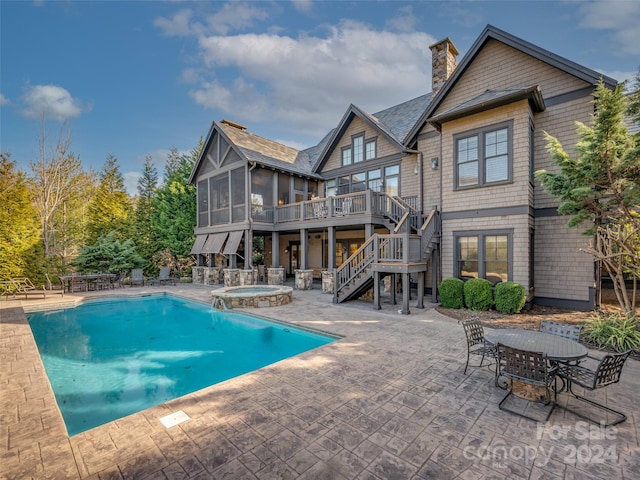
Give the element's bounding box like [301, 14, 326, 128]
[251, 168, 273, 218]
[278, 173, 290, 205]
[210, 174, 229, 225]
[231, 167, 245, 222]
[197, 180, 209, 227]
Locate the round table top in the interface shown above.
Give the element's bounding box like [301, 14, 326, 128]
[484, 328, 588, 362]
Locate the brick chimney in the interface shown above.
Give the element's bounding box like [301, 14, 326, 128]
[430, 37, 459, 96]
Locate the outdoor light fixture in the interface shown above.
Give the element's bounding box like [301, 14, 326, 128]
[431, 157, 439, 169]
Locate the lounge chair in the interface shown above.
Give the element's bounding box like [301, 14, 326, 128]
[130, 269, 145, 287]
[148, 267, 177, 286]
[7, 277, 63, 300]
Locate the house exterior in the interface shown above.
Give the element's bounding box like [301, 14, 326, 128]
[188, 25, 617, 313]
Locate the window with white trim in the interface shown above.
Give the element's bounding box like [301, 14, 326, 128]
[455, 122, 511, 188]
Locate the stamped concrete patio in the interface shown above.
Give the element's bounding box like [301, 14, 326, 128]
[1, 283, 639, 479]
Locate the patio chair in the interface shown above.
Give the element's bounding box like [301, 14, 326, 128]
[496, 344, 557, 422]
[130, 269, 145, 287]
[461, 318, 497, 374]
[149, 267, 177, 286]
[556, 350, 631, 426]
[539, 320, 583, 342]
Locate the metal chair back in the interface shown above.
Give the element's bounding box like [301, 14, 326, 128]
[539, 320, 583, 341]
[497, 344, 550, 387]
[462, 318, 485, 348]
[591, 351, 631, 389]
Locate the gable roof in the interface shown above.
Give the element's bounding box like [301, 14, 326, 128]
[189, 121, 322, 183]
[312, 93, 431, 171]
[405, 24, 618, 144]
[428, 86, 545, 127]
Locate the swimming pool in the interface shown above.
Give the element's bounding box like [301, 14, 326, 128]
[27, 294, 335, 436]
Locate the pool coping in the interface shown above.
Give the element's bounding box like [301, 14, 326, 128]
[2, 284, 639, 480]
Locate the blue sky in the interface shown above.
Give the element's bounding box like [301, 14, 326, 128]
[2, 1, 638, 194]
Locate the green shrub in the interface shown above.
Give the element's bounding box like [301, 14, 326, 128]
[494, 282, 526, 314]
[584, 313, 640, 352]
[463, 278, 494, 311]
[438, 278, 465, 309]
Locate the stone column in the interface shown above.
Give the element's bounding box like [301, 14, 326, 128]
[223, 268, 240, 287]
[239, 269, 256, 286]
[321, 270, 334, 294]
[267, 267, 285, 285]
[295, 269, 313, 290]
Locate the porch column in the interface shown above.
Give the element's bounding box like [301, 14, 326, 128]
[365, 223, 374, 238]
[416, 271, 425, 309]
[245, 228, 253, 269]
[328, 226, 336, 268]
[229, 254, 237, 268]
[272, 231, 280, 267]
[300, 228, 308, 270]
[431, 246, 438, 303]
[401, 273, 411, 315]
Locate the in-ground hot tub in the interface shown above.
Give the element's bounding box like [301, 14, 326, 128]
[211, 285, 293, 309]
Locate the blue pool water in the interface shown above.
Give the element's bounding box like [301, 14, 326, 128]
[27, 295, 335, 436]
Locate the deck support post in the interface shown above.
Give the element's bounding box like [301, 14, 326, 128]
[401, 273, 410, 315]
[373, 271, 381, 310]
[416, 271, 425, 309]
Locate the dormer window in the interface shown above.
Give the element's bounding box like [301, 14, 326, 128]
[342, 134, 377, 166]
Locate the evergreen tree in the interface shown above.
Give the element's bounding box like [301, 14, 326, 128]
[133, 155, 159, 269]
[72, 232, 144, 274]
[151, 142, 201, 271]
[0, 153, 40, 279]
[86, 154, 133, 244]
[536, 80, 640, 316]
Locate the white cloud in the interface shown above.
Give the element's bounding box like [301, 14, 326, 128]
[123, 171, 141, 196]
[20, 84, 88, 121]
[0, 93, 9, 106]
[154, 3, 269, 37]
[190, 20, 435, 139]
[578, 1, 640, 55]
[153, 9, 196, 37]
[205, 2, 269, 35]
[385, 5, 419, 33]
[291, 0, 313, 13]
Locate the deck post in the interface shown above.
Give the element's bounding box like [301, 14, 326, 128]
[416, 271, 425, 309]
[373, 271, 381, 310]
[401, 273, 410, 315]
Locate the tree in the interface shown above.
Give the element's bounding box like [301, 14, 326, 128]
[0, 153, 40, 279]
[536, 80, 640, 317]
[151, 142, 201, 273]
[133, 155, 158, 269]
[86, 154, 133, 244]
[29, 121, 94, 261]
[71, 232, 143, 274]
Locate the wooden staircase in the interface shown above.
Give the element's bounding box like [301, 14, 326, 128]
[334, 205, 440, 304]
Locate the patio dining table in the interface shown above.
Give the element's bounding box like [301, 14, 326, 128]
[59, 273, 117, 293]
[484, 328, 588, 363]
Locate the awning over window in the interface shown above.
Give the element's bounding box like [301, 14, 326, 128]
[202, 232, 228, 254]
[190, 235, 208, 254]
[223, 231, 244, 255]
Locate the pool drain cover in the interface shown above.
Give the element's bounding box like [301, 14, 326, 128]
[159, 410, 190, 428]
